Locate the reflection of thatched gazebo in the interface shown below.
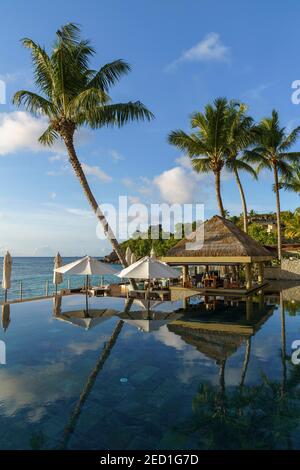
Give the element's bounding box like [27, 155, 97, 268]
[168, 323, 246, 362]
[168, 298, 275, 389]
[162, 215, 273, 292]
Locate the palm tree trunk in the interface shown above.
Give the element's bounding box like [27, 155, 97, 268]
[273, 165, 282, 261]
[234, 168, 248, 232]
[63, 134, 137, 287]
[214, 171, 225, 217]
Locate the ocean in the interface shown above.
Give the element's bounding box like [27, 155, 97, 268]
[0, 257, 121, 302]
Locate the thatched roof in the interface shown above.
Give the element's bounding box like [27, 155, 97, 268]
[168, 323, 244, 362]
[164, 215, 273, 260]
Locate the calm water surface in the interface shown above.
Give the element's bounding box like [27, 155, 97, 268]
[0, 285, 300, 450]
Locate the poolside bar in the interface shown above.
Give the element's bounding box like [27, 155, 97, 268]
[161, 215, 273, 295]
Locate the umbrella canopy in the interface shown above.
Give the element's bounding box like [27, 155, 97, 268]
[130, 252, 137, 265]
[119, 311, 182, 333]
[54, 308, 117, 330]
[125, 247, 132, 265]
[2, 251, 12, 290]
[53, 252, 63, 284]
[55, 255, 117, 276]
[117, 256, 180, 280]
[132, 299, 162, 310]
[1, 303, 10, 332]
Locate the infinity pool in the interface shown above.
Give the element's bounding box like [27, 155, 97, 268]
[1, 285, 300, 450]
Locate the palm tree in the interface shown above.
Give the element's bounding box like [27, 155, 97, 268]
[13, 23, 153, 271]
[243, 110, 300, 260]
[168, 97, 230, 217]
[226, 103, 257, 232]
[285, 213, 300, 239]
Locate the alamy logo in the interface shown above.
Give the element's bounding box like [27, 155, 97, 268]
[0, 79, 6, 104]
[0, 341, 6, 365]
[291, 340, 300, 365]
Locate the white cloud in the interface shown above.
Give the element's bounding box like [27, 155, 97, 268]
[109, 149, 125, 161]
[167, 33, 230, 70]
[154, 166, 198, 204]
[49, 192, 57, 200]
[242, 82, 271, 101]
[0, 111, 64, 155]
[65, 207, 93, 218]
[122, 177, 134, 188]
[81, 163, 112, 183]
[48, 154, 65, 162]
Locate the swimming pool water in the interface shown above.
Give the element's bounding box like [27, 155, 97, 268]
[0, 287, 300, 450]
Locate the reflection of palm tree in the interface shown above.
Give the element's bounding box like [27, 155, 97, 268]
[239, 338, 251, 388]
[280, 292, 287, 396]
[59, 320, 124, 449]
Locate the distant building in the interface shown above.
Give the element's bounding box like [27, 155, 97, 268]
[248, 213, 282, 233]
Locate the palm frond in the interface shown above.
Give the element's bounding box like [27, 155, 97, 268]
[68, 88, 110, 116]
[227, 158, 258, 179]
[38, 125, 59, 146]
[13, 90, 54, 116]
[87, 60, 131, 92]
[192, 157, 212, 173]
[83, 101, 154, 128]
[21, 38, 54, 97]
[168, 130, 207, 156]
[279, 126, 300, 151]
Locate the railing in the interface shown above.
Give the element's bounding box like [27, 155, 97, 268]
[0, 275, 110, 303]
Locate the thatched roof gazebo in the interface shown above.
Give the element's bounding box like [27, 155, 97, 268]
[161, 215, 273, 292]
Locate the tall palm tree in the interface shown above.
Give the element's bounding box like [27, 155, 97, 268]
[226, 103, 257, 232]
[243, 110, 300, 260]
[13, 23, 153, 271]
[168, 98, 230, 217]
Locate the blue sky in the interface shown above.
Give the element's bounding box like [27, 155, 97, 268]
[0, 0, 300, 256]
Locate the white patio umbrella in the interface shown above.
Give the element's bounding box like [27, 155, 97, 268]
[2, 251, 12, 302]
[54, 308, 117, 331]
[117, 256, 180, 280]
[53, 252, 63, 293]
[130, 252, 137, 265]
[125, 246, 132, 265]
[119, 310, 182, 333]
[55, 255, 118, 309]
[1, 303, 10, 332]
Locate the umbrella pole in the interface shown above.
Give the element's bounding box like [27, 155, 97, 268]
[4, 289, 7, 303]
[85, 275, 89, 314]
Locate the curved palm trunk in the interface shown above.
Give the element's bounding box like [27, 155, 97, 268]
[239, 338, 251, 388]
[214, 170, 225, 218]
[63, 134, 136, 288]
[273, 165, 282, 261]
[234, 168, 248, 233]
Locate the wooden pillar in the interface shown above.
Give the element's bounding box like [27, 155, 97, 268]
[182, 265, 188, 286]
[246, 296, 254, 321]
[245, 263, 253, 290]
[257, 262, 264, 285]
